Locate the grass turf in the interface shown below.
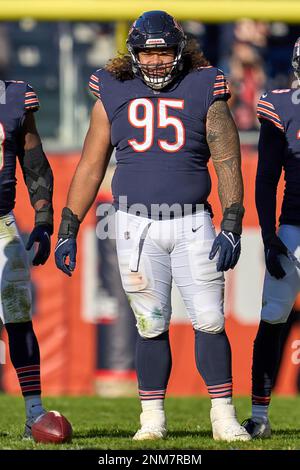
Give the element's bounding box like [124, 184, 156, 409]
[0, 394, 299, 450]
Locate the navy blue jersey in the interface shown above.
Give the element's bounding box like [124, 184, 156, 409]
[89, 67, 230, 217]
[0, 81, 39, 216]
[257, 89, 300, 226]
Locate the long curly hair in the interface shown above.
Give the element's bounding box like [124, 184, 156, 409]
[105, 38, 210, 81]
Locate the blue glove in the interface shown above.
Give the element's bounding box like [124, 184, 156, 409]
[55, 207, 80, 277]
[209, 230, 241, 272]
[264, 234, 289, 279]
[55, 237, 77, 277]
[26, 224, 52, 266]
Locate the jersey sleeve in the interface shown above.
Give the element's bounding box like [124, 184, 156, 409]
[256, 119, 286, 240]
[24, 83, 40, 112]
[257, 94, 284, 132]
[89, 70, 101, 99]
[210, 69, 231, 105]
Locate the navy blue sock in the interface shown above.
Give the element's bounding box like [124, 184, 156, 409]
[136, 331, 172, 401]
[195, 329, 233, 398]
[252, 320, 285, 406]
[5, 321, 41, 397]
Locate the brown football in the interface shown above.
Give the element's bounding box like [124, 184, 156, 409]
[31, 411, 73, 444]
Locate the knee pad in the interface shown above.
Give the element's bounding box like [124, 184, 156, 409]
[191, 289, 225, 333]
[1, 242, 32, 323]
[137, 325, 168, 339]
[129, 300, 170, 339]
[194, 310, 225, 334]
[119, 250, 170, 337]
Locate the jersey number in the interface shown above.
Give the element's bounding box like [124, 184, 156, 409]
[128, 98, 185, 153]
[0, 123, 5, 171]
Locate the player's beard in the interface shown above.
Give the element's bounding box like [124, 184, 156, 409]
[140, 61, 174, 78]
[139, 61, 176, 89]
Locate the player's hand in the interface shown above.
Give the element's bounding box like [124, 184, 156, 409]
[209, 230, 241, 272]
[55, 238, 77, 277]
[55, 207, 80, 277]
[26, 225, 52, 266]
[264, 234, 289, 279]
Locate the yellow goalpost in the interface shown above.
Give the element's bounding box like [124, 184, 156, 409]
[0, 1, 299, 22]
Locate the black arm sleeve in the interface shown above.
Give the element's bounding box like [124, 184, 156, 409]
[255, 120, 286, 242]
[18, 144, 53, 206]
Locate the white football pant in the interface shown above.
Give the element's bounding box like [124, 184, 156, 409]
[261, 224, 300, 324]
[115, 209, 224, 338]
[0, 212, 32, 324]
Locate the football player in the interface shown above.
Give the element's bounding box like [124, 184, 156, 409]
[55, 11, 250, 442]
[0, 79, 54, 437]
[242, 38, 300, 438]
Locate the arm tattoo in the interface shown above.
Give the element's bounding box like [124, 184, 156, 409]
[206, 100, 244, 212]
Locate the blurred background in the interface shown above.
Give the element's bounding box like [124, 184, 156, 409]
[0, 1, 300, 398]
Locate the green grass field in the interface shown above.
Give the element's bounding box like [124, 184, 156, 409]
[0, 394, 300, 450]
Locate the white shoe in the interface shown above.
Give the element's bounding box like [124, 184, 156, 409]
[210, 404, 251, 442]
[23, 409, 46, 439]
[242, 417, 271, 438]
[133, 410, 167, 441]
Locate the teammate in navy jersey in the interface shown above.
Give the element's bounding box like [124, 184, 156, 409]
[243, 38, 300, 438]
[0, 80, 54, 437]
[55, 11, 250, 442]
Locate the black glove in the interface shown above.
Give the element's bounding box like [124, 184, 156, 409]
[55, 207, 80, 277]
[209, 230, 241, 272]
[264, 234, 289, 279]
[26, 224, 52, 265]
